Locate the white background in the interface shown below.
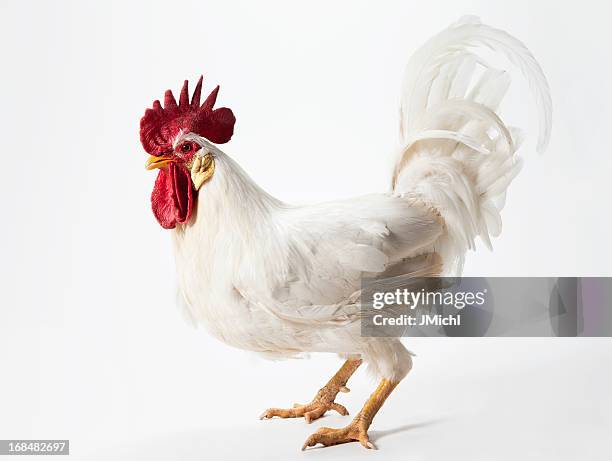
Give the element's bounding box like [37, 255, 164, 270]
[1, 0, 611, 460]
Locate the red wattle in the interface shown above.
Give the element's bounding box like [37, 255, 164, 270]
[151, 163, 194, 229]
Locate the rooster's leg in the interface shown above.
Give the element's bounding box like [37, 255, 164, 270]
[260, 358, 362, 423]
[302, 378, 398, 450]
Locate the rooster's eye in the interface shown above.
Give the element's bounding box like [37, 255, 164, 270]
[181, 143, 192, 153]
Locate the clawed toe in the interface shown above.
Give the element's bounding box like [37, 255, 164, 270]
[259, 398, 348, 423]
[301, 423, 374, 450]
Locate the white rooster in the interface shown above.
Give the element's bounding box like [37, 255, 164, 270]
[140, 16, 551, 450]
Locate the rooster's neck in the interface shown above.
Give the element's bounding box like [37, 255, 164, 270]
[173, 152, 284, 242]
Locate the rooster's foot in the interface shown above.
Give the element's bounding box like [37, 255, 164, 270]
[301, 418, 374, 450]
[259, 385, 350, 423]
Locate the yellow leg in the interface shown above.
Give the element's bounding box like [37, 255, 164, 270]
[302, 378, 399, 450]
[260, 358, 362, 423]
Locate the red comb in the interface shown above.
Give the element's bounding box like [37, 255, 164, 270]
[140, 76, 235, 155]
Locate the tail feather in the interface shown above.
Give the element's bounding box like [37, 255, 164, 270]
[399, 15, 551, 152]
[393, 16, 552, 274]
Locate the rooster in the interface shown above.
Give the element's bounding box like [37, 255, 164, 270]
[139, 17, 550, 450]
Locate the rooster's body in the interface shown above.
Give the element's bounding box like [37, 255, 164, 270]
[140, 17, 551, 450]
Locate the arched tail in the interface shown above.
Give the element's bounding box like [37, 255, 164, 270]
[393, 16, 552, 273]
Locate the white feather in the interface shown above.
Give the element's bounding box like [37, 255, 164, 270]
[395, 16, 551, 272]
[169, 17, 551, 381]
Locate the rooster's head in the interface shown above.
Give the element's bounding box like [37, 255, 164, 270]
[140, 76, 235, 229]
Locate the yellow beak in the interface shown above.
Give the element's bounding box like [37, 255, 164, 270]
[145, 155, 175, 170]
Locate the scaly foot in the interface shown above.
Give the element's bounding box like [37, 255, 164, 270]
[301, 417, 374, 450]
[302, 378, 399, 450]
[259, 384, 350, 423]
